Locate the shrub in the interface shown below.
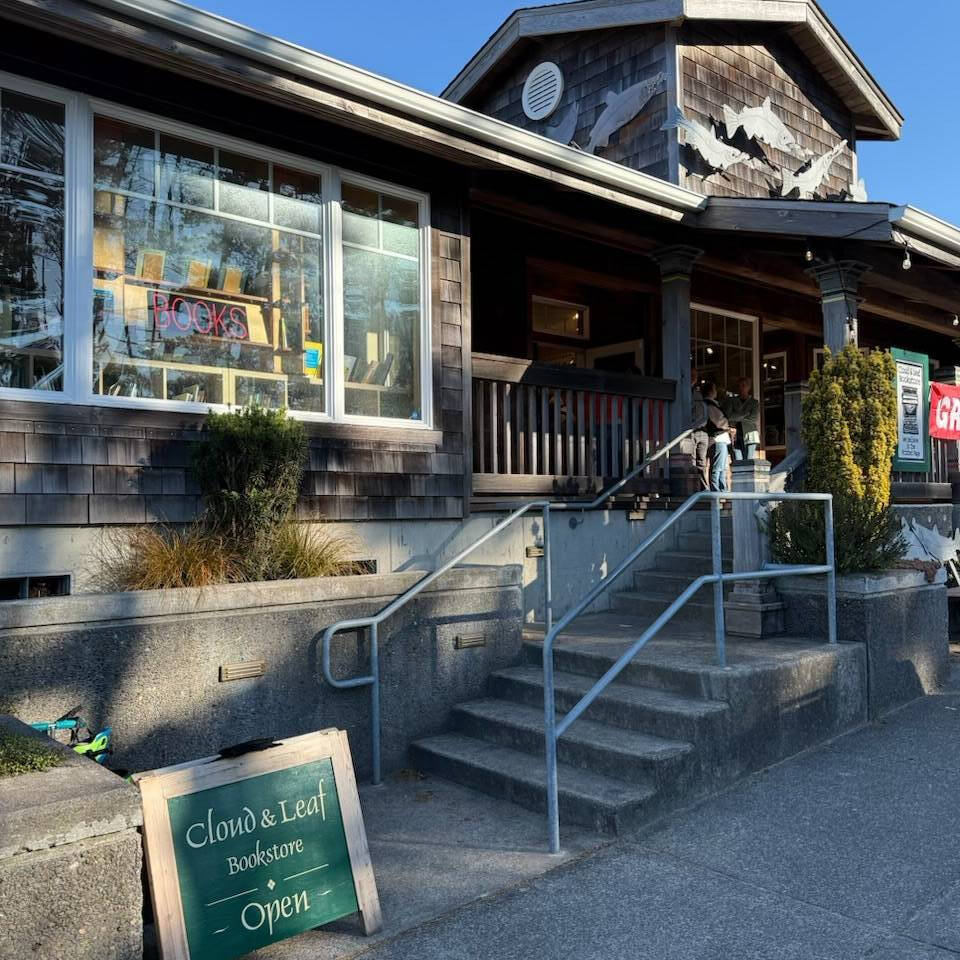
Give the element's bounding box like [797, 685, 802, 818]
[260, 521, 362, 580]
[192, 406, 308, 542]
[768, 345, 906, 574]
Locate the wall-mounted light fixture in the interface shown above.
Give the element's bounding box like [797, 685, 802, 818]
[902, 244, 912, 271]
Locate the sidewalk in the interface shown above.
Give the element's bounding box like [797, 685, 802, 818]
[350, 679, 960, 959]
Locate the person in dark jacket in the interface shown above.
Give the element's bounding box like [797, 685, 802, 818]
[691, 367, 709, 490]
[702, 381, 735, 492]
[723, 376, 760, 461]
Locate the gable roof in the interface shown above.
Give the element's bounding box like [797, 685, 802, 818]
[442, 0, 903, 141]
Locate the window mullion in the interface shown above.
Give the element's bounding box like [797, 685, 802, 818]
[67, 94, 94, 404]
[326, 169, 344, 422]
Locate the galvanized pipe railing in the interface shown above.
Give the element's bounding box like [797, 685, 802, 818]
[321, 423, 701, 785]
[540, 489, 836, 854]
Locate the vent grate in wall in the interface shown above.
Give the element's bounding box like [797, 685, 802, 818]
[522, 62, 564, 121]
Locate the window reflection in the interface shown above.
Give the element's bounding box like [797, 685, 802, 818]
[341, 184, 422, 421]
[93, 118, 325, 412]
[0, 88, 65, 392]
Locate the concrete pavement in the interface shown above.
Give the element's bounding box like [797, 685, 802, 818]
[355, 683, 960, 959]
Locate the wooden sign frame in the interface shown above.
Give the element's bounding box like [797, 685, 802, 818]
[137, 729, 381, 960]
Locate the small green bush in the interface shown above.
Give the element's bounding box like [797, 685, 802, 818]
[193, 407, 308, 542]
[768, 344, 906, 574]
[0, 732, 63, 778]
[260, 521, 362, 581]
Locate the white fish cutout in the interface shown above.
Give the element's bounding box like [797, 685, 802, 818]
[545, 103, 579, 147]
[779, 140, 848, 198]
[722, 96, 811, 160]
[586, 73, 665, 154]
[848, 177, 868, 202]
[661, 106, 751, 172]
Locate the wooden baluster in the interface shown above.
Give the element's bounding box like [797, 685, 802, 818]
[631, 397, 641, 468]
[529, 386, 538, 475]
[622, 395, 630, 474]
[577, 391, 586, 477]
[554, 389, 563, 476]
[476, 380, 486, 474]
[565, 388, 574, 477]
[611, 397, 621, 478]
[516, 384, 526, 475]
[648, 399, 656, 477]
[503, 382, 512, 475]
[541, 387, 550, 475]
[599, 394, 608, 479]
[489, 379, 499, 475]
[587, 392, 596, 481]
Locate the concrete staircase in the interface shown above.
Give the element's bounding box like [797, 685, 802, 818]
[410, 509, 866, 836]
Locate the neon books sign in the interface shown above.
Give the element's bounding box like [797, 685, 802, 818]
[150, 290, 250, 341]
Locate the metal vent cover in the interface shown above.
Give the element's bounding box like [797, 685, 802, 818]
[522, 62, 564, 121]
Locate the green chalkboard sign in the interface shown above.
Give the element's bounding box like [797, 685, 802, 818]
[139, 730, 381, 960]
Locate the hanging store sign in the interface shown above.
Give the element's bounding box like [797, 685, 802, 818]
[137, 729, 381, 960]
[892, 348, 931, 473]
[150, 290, 250, 341]
[929, 381, 960, 440]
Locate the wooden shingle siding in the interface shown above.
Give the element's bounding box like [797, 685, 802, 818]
[678, 24, 855, 199]
[469, 26, 670, 180]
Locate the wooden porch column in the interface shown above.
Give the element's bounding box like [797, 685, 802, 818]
[649, 245, 703, 439]
[806, 260, 871, 352]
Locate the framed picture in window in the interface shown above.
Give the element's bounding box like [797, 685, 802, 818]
[186, 259, 212, 289]
[221, 265, 244, 294]
[135, 249, 166, 282]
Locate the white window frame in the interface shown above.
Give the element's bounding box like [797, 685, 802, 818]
[761, 350, 788, 451]
[0, 72, 434, 431]
[691, 303, 761, 393]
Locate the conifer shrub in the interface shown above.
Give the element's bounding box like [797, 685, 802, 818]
[767, 344, 906, 575]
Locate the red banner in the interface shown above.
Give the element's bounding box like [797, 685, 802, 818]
[930, 382, 960, 439]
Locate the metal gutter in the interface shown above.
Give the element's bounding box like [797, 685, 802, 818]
[892, 206, 960, 258]
[82, 0, 706, 216]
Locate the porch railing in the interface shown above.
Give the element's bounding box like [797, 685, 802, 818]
[472, 353, 675, 497]
[892, 436, 957, 500]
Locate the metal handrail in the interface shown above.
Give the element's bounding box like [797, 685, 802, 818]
[321, 422, 702, 784]
[540, 489, 836, 854]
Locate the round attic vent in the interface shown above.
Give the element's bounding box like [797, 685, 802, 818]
[522, 62, 564, 121]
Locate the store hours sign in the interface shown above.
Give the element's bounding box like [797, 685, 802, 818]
[138, 730, 381, 960]
[892, 348, 930, 474]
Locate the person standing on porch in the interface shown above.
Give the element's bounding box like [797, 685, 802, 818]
[723, 377, 760, 461]
[691, 367, 709, 490]
[702, 382, 735, 492]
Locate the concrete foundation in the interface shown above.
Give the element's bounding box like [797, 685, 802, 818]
[0, 717, 143, 960]
[779, 570, 949, 718]
[0, 566, 523, 779]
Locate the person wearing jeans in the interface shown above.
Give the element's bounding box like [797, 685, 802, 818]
[691, 367, 709, 490]
[702, 381, 734, 492]
[724, 376, 760, 461]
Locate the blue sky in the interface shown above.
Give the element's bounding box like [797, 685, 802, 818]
[192, 0, 960, 221]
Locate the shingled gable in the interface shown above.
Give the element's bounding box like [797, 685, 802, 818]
[443, 0, 903, 142]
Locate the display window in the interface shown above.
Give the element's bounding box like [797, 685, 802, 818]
[0, 72, 433, 429]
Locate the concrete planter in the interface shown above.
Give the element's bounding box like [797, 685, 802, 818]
[0, 566, 523, 778]
[778, 569, 949, 718]
[0, 716, 143, 960]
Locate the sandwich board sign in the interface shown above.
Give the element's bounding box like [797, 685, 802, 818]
[137, 729, 381, 959]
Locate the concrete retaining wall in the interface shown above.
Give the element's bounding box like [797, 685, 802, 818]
[0, 716, 143, 960]
[0, 566, 523, 779]
[778, 570, 949, 718]
[0, 508, 678, 622]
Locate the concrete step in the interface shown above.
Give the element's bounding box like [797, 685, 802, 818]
[451, 698, 693, 787]
[680, 512, 733, 535]
[675, 532, 733, 555]
[409, 733, 658, 834]
[610, 591, 719, 624]
[633, 569, 711, 598]
[524, 639, 718, 699]
[654, 551, 734, 575]
[488, 665, 729, 741]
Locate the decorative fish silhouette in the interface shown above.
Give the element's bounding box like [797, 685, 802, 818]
[848, 177, 868, 202]
[545, 103, 580, 147]
[779, 140, 848, 198]
[722, 96, 811, 160]
[586, 73, 666, 154]
[661, 106, 751, 172]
